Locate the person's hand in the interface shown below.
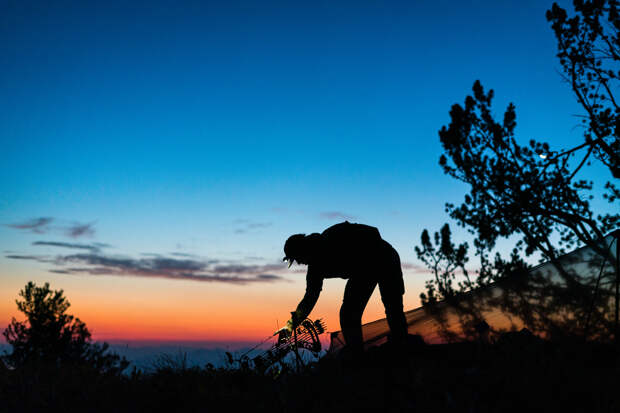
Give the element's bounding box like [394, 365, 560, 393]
[275, 318, 294, 337]
[274, 321, 292, 344]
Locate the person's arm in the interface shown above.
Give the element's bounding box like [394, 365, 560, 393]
[290, 266, 323, 328]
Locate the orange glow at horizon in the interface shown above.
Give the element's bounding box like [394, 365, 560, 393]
[1, 268, 425, 344]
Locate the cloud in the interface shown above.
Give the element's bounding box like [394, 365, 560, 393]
[255, 274, 281, 281]
[32, 241, 108, 252]
[212, 263, 285, 274]
[65, 222, 95, 238]
[169, 252, 197, 258]
[5, 254, 46, 260]
[6, 217, 53, 234]
[6, 252, 289, 285]
[233, 219, 273, 234]
[6, 217, 97, 239]
[5, 249, 432, 283]
[319, 211, 356, 221]
[57, 254, 207, 272]
[401, 262, 435, 275]
[4, 254, 57, 265]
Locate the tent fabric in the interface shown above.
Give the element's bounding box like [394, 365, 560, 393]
[329, 231, 619, 352]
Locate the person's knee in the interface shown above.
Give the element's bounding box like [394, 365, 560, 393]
[384, 300, 404, 313]
[381, 294, 404, 314]
[379, 275, 405, 299]
[340, 304, 362, 325]
[384, 302, 406, 325]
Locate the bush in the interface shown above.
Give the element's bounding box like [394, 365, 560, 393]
[2, 281, 128, 375]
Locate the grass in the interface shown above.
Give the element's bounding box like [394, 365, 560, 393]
[1, 335, 620, 412]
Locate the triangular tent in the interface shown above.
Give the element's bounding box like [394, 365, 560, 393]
[330, 231, 620, 351]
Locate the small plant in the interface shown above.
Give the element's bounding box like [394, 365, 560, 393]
[229, 318, 326, 377]
[152, 350, 192, 373]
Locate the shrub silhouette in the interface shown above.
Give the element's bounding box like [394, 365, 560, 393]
[2, 281, 128, 374]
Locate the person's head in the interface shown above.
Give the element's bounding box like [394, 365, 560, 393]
[283, 233, 319, 267]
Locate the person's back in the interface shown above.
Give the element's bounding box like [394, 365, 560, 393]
[317, 221, 385, 276]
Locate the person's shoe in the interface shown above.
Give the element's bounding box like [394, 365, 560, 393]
[388, 333, 426, 353]
[338, 344, 364, 369]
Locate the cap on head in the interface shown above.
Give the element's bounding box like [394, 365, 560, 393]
[283, 233, 306, 267]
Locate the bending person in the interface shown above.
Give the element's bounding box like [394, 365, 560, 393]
[282, 221, 408, 353]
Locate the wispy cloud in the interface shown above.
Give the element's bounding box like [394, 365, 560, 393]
[65, 222, 96, 238]
[6, 252, 289, 285]
[7, 217, 53, 234]
[401, 262, 434, 275]
[32, 241, 109, 252]
[212, 263, 285, 274]
[233, 219, 273, 234]
[169, 252, 197, 258]
[6, 217, 97, 239]
[5, 254, 47, 261]
[319, 211, 356, 221]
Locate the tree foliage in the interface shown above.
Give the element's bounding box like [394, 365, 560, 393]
[415, 224, 530, 305]
[547, 0, 620, 181]
[416, 0, 619, 317]
[2, 281, 128, 374]
[415, 224, 469, 304]
[438, 80, 617, 261]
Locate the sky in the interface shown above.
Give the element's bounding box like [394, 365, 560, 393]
[1, 0, 615, 347]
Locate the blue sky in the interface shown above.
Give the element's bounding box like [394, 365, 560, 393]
[1, 0, 616, 342]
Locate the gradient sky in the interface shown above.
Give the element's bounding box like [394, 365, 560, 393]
[1, 0, 615, 346]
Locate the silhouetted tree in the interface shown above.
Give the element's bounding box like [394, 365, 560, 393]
[547, 0, 620, 181]
[416, 0, 619, 340]
[416, 78, 617, 335]
[419, 0, 618, 296]
[437, 78, 617, 265]
[415, 224, 469, 304]
[415, 224, 531, 306]
[2, 281, 128, 374]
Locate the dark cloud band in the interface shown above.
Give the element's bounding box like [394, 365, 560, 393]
[32, 241, 107, 251]
[6, 252, 288, 285]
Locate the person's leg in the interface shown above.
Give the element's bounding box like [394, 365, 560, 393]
[340, 276, 378, 352]
[377, 242, 408, 341]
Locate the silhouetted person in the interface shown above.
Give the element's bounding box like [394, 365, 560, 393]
[282, 221, 408, 354]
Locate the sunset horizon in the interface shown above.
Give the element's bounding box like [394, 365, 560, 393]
[2, 0, 615, 352]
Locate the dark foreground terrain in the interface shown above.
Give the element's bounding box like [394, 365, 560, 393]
[1, 334, 619, 413]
